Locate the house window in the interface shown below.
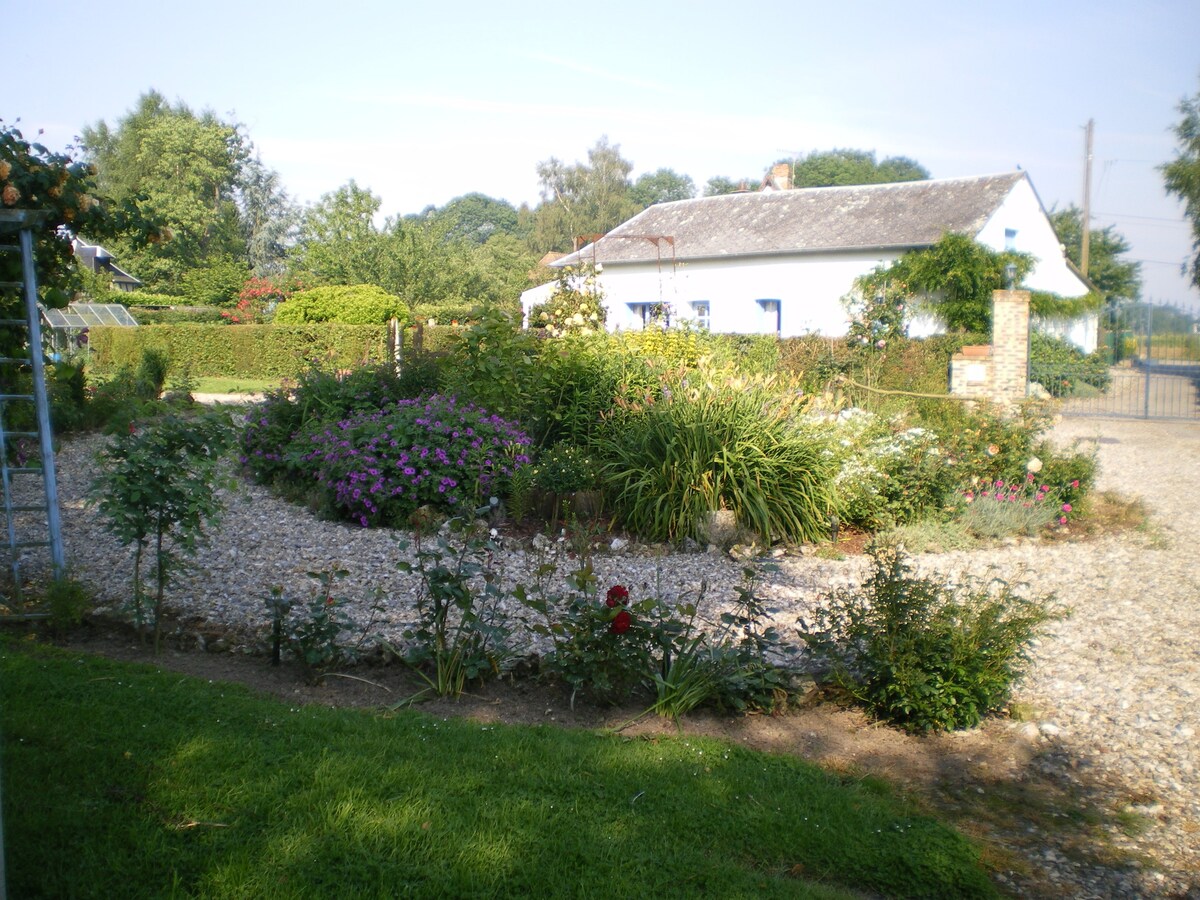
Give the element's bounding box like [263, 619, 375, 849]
[689, 301, 710, 330]
[627, 302, 670, 329]
[757, 299, 781, 335]
[1004, 228, 1017, 251]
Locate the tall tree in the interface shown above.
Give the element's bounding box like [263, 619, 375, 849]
[704, 175, 757, 196]
[1161, 78, 1200, 289]
[420, 192, 521, 244]
[629, 168, 696, 207]
[237, 155, 300, 277]
[1049, 205, 1141, 301]
[291, 180, 386, 285]
[81, 91, 248, 292]
[532, 136, 638, 252]
[788, 149, 930, 188]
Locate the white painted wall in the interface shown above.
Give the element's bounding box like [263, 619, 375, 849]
[519, 179, 1098, 349]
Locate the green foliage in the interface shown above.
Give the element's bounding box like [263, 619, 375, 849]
[629, 168, 696, 207]
[1161, 76, 1200, 289]
[81, 91, 250, 293]
[530, 441, 600, 494]
[598, 368, 839, 544]
[1029, 331, 1112, 397]
[85, 347, 174, 433]
[442, 305, 541, 423]
[239, 363, 409, 486]
[89, 409, 237, 652]
[787, 149, 930, 188]
[129, 306, 226, 325]
[87, 323, 388, 378]
[527, 263, 606, 336]
[1049, 205, 1141, 301]
[419, 192, 522, 244]
[271, 568, 383, 683]
[118, 290, 183, 307]
[704, 175, 758, 196]
[179, 255, 250, 307]
[394, 521, 511, 699]
[44, 577, 92, 634]
[799, 546, 1066, 733]
[830, 414, 958, 530]
[274, 283, 408, 325]
[532, 136, 639, 253]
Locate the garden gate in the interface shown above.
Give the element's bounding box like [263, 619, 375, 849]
[1031, 304, 1200, 420]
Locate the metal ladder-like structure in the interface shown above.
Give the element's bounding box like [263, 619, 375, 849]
[0, 209, 66, 614]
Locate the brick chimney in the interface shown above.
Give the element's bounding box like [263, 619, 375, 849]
[767, 162, 792, 191]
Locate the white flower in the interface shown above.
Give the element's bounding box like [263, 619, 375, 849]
[1026, 457, 1043, 473]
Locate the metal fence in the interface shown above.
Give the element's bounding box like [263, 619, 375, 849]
[1033, 303, 1200, 420]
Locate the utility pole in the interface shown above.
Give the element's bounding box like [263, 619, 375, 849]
[1081, 118, 1094, 277]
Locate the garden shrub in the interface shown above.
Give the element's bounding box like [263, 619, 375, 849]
[527, 334, 626, 447]
[179, 257, 250, 307]
[114, 291, 181, 308]
[1029, 331, 1112, 397]
[273, 284, 408, 326]
[598, 368, 839, 544]
[409, 301, 479, 326]
[798, 545, 1065, 733]
[527, 264, 606, 337]
[705, 333, 781, 377]
[241, 363, 411, 487]
[828, 411, 960, 530]
[299, 395, 532, 527]
[440, 306, 543, 425]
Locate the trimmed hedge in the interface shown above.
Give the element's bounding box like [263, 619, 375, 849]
[88, 324, 388, 378]
[128, 307, 226, 326]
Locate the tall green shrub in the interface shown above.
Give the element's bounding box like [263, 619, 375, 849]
[273, 284, 408, 325]
[598, 369, 839, 544]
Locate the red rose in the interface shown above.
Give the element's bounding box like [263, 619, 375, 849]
[610, 610, 632, 634]
[605, 585, 629, 607]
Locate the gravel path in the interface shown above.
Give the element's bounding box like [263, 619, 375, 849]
[51, 413, 1200, 897]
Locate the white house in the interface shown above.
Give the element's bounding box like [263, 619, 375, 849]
[520, 172, 1097, 351]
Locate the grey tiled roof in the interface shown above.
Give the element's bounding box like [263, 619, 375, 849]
[558, 172, 1028, 266]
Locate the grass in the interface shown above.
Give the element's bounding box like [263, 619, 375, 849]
[188, 376, 280, 395]
[0, 638, 997, 899]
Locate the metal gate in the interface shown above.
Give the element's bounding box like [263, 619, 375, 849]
[1031, 304, 1200, 420]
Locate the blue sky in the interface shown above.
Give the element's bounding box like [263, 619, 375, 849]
[8, 0, 1200, 305]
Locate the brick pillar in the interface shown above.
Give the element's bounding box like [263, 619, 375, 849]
[990, 290, 1030, 407]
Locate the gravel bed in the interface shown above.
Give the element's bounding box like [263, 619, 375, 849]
[45, 415, 1200, 897]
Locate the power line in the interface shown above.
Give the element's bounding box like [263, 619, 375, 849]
[1093, 210, 1188, 225]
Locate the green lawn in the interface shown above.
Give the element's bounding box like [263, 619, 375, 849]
[0, 639, 997, 898]
[189, 375, 279, 395]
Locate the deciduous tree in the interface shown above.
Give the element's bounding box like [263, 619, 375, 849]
[787, 149, 929, 188]
[532, 137, 638, 252]
[1049, 205, 1141, 301]
[1161, 78, 1200, 289]
[629, 168, 696, 207]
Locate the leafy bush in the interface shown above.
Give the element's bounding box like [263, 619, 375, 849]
[274, 284, 408, 326]
[116, 291, 182, 308]
[598, 369, 839, 544]
[526, 334, 624, 447]
[440, 306, 542, 425]
[798, 546, 1065, 732]
[299, 395, 532, 527]
[179, 256, 250, 307]
[830, 411, 958, 530]
[1029, 331, 1111, 397]
[530, 441, 600, 494]
[527, 264, 606, 336]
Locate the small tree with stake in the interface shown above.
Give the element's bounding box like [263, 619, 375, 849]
[90, 410, 236, 653]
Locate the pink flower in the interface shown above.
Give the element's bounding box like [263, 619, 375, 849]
[1071, 480, 1080, 489]
[1059, 516, 1068, 525]
[1062, 503, 1072, 513]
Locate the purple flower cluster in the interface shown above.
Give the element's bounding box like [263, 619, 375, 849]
[302, 395, 531, 527]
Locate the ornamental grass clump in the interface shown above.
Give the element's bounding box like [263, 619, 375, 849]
[301, 394, 531, 527]
[956, 472, 1062, 538]
[798, 545, 1066, 733]
[598, 368, 839, 544]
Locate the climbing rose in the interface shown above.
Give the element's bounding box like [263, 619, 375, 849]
[610, 610, 632, 634]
